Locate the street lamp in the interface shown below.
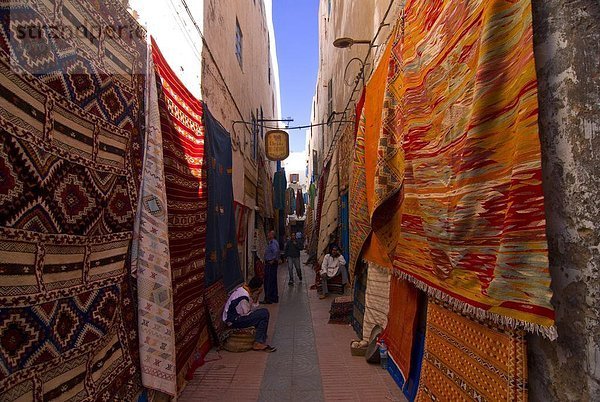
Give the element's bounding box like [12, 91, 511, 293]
[332, 37, 371, 49]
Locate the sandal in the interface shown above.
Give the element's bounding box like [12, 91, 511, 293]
[253, 345, 277, 352]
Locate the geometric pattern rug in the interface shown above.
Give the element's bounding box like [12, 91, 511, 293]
[152, 40, 212, 391]
[0, 0, 146, 400]
[416, 300, 528, 402]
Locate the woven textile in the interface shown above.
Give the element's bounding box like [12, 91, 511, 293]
[349, 39, 393, 281]
[285, 187, 296, 216]
[372, 0, 555, 336]
[131, 49, 176, 396]
[329, 296, 353, 325]
[416, 300, 528, 401]
[204, 106, 243, 293]
[273, 170, 287, 211]
[352, 263, 368, 337]
[382, 275, 420, 382]
[337, 124, 355, 191]
[0, 1, 145, 400]
[152, 40, 212, 388]
[296, 189, 305, 217]
[204, 281, 229, 346]
[362, 262, 391, 341]
[317, 154, 339, 263]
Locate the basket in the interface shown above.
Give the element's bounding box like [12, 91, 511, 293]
[350, 339, 367, 356]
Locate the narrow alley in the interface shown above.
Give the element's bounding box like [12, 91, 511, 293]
[178, 253, 403, 402]
[0, 0, 598, 402]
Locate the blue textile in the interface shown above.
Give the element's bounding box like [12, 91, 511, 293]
[203, 105, 243, 292]
[340, 192, 350, 263]
[273, 170, 287, 210]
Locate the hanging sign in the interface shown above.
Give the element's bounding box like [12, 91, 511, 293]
[265, 129, 290, 161]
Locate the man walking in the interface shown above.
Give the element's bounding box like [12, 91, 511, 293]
[285, 233, 303, 285]
[262, 230, 279, 304]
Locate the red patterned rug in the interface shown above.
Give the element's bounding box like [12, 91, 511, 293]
[0, 0, 145, 400]
[152, 40, 212, 390]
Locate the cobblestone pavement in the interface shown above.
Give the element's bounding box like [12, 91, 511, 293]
[179, 253, 406, 401]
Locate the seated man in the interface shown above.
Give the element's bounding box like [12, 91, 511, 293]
[319, 245, 346, 299]
[222, 277, 276, 352]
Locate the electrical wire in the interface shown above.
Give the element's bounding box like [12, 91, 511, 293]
[179, 0, 257, 140]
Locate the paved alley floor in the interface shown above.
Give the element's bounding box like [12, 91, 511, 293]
[179, 253, 405, 401]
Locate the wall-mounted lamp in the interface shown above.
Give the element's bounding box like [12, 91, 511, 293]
[333, 37, 371, 49]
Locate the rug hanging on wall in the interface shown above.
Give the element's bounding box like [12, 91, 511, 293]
[348, 38, 393, 281]
[416, 300, 528, 401]
[362, 262, 391, 341]
[0, 1, 146, 400]
[203, 105, 243, 293]
[131, 46, 177, 396]
[352, 262, 368, 337]
[371, 0, 556, 338]
[382, 275, 420, 385]
[152, 40, 212, 389]
[317, 152, 340, 263]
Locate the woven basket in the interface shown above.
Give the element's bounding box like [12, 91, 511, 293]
[223, 328, 256, 352]
[350, 340, 367, 356]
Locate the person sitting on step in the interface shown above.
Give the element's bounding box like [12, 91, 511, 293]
[319, 245, 346, 299]
[222, 277, 276, 352]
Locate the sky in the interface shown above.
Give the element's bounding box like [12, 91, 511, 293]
[273, 0, 319, 153]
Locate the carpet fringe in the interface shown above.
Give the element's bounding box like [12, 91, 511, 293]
[391, 270, 558, 341]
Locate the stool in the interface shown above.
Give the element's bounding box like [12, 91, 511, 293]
[317, 274, 345, 295]
[222, 327, 256, 352]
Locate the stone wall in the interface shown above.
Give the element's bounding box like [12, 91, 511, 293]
[529, 1, 600, 400]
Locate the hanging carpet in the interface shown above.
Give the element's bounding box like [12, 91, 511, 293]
[152, 40, 212, 389]
[203, 106, 243, 293]
[382, 275, 420, 386]
[0, 0, 146, 400]
[317, 153, 339, 263]
[349, 38, 393, 281]
[416, 300, 528, 401]
[372, 0, 555, 337]
[131, 46, 176, 396]
[362, 262, 392, 341]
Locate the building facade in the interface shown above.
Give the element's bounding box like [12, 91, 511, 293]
[132, 0, 282, 278]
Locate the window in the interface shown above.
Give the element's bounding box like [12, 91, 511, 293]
[235, 19, 243, 68]
[327, 79, 333, 127]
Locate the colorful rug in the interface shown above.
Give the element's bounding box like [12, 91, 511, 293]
[329, 296, 353, 325]
[0, 0, 145, 399]
[203, 105, 243, 292]
[317, 153, 339, 263]
[362, 262, 392, 341]
[273, 170, 287, 211]
[349, 39, 393, 281]
[152, 40, 212, 389]
[371, 0, 555, 337]
[382, 275, 420, 383]
[337, 124, 355, 191]
[131, 48, 176, 396]
[416, 300, 528, 401]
